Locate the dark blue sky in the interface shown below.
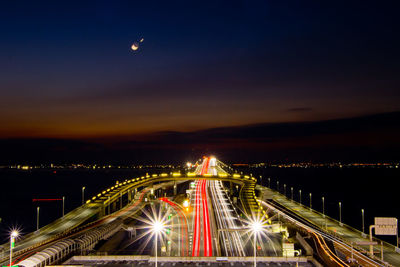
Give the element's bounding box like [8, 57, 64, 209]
[1, 1, 399, 138]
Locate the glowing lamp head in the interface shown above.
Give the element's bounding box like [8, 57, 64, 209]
[152, 221, 165, 233]
[183, 199, 189, 208]
[251, 221, 262, 233]
[11, 230, 19, 238]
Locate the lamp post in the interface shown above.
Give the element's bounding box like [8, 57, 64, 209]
[251, 221, 262, 267]
[37, 206, 40, 230]
[322, 197, 325, 217]
[299, 190, 302, 204]
[309, 193, 312, 210]
[108, 196, 111, 214]
[339, 202, 342, 224]
[82, 186, 86, 205]
[268, 177, 271, 188]
[9, 230, 18, 267]
[362, 209, 365, 233]
[283, 184, 286, 196]
[62, 196, 65, 217]
[291, 187, 293, 200]
[152, 221, 165, 267]
[277, 181, 279, 192]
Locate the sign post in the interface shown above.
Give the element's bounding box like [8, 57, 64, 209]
[369, 217, 398, 256]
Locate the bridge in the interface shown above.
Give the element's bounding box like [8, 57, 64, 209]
[1, 157, 399, 266]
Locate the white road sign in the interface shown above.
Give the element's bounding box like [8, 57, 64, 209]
[375, 217, 397, 236]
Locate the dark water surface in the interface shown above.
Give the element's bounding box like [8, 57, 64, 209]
[248, 166, 400, 244]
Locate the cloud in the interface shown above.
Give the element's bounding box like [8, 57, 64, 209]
[1, 111, 399, 163]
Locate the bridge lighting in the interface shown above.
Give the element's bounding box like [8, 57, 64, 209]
[9, 230, 19, 266]
[251, 221, 262, 233]
[129, 202, 170, 267]
[246, 216, 269, 267]
[151, 220, 166, 267]
[152, 220, 165, 233]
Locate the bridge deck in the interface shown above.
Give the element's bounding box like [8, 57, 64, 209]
[259, 186, 400, 267]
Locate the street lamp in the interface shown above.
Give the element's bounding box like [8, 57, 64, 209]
[9, 230, 18, 267]
[290, 187, 293, 200]
[152, 220, 165, 267]
[283, 184, 286, 196]
[309, 193, 312, 210]
[108, 196, 111, 214]
[339, 202, 342, 225]
[82, 186, 86, 205]
[268, 177, 271, 188]
[299, 190, 302, 204]
[251, 221, 262, 267]
[62, 196, 65, 217]
[361, 209, 365, 233]
[322, 197, 325, 217]
[37, 206, 40, 230]
[277, 181, 279, 191]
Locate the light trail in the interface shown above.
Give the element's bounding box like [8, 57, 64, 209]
[191, 180, 201, 256]
[191, 179, 213, 257]
[200, 157, 210, 175]
[202, 180, 212, 256]
[158, 198, 189, 257]
[209, 180, 246, 256]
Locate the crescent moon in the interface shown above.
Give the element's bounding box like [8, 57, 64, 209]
[131, 43, 139, 51]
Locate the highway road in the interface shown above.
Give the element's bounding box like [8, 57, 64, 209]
[209, 179, 246, 256]
[3, 157, 342, 266]
[187, 157, 282, 258]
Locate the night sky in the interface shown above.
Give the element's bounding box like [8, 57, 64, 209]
[1, 1, 400, 162]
